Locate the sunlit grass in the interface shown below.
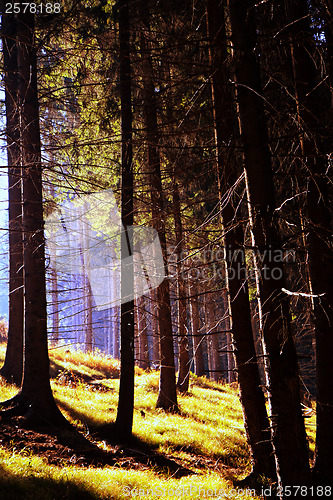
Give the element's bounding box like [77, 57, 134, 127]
[49, 346, 121, 380]
[0, 376, 17, 402]
[0, 343, 317, 499]
[0, 448, 261, 500]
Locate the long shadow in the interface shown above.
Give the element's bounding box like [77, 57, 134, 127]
[50, 360, 113, 385]
[0, 463, 98, 500]
[57, 399, 193, 478]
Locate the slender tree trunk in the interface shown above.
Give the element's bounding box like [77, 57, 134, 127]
[51, 267, 59, 345]
[0, 9, 24, 386]
[14, 8, 67, 426]
[84, 276, 93, 353]
[284, 0, 333, 484]
[112, 279, 120, 359]
[80, 204, 94, 353]
[134, 300, 140, 365]
[227, 224, 277, 480]
[189, 283, 205, 377]
[207, 0, 276, 479]
[137, 296, 149, 370]
[173, 181, 190, 392]
[150, 289, 160, 367]
[207, 298, 223, 382]
[222, 293, 236, 384]
[115, 0, 135, 439]
[229, 0, 311, 490]
[140, 4, 178, 412]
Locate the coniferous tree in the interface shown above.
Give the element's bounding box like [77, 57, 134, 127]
[229, 0, 311, 490]
[284, 0, 333, 484]
[207, 0, 277, 480]
[114, 0, 135, 438]
[173, 180, 190, 392]
[2, 6, 69, 427]
[139, 1, 178, 412]
[0, 7, 24, 386]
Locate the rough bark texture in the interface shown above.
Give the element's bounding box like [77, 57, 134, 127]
[207, 0, 276, 479]
[115, 0, 135, 439]
[173, 182, 190, 392]
[16, 8, 67, 426]
[150, 289, 160, 366]
[189, 284, 205, 377]
[137, 296, 150, 370]
[140, 4, 178, 412]
[207, 298, 223, 382]
[229, 0, 311, 490]
[284, 0, 333, 484]
[0, 9, 24, 386]
[226, 223, 277, 480]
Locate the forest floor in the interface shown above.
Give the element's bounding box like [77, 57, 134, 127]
[0, 344, 316, 500]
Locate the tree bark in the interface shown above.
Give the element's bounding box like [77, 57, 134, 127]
[14, 7, 67, 426]
[207, 0, 276, 480]
[84, 275, 93, 353]
[137, 296, 150, 370]
[50, 267, 59, 345]
[206, 297, 223, 382]
[150, 289, 160, 367]
[140, 3, 178, 412]
[229, 0, 311, 490]
[0, 8, 24, 386]
[189, 283, 205, 377]
[115, 0, 135, 439]
[173, 181, 190, 392]
[284, 0, 333, 484]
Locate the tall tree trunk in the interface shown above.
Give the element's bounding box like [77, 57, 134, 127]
[150, 288, 160, 367]
[137, 296, 150, 370]
[140, 4, 178, 412]
[284, 0, 333, 484]
[229, 0, 311, 490]
[14, 8, 67, 426]
[189, 283, 205, 377]
[0, 9, 24, 386]
[51, 267, 59, 345]
[207, 297, 223, 382]
[222, 293, 236, 384]
[207, 0, 276, 479]
[80, 204, 94, 353]
[112, 280, 120, 359]
[115, 0, 135, 439]
[84, 276, 93, 353]
[173, 181, 190, 392]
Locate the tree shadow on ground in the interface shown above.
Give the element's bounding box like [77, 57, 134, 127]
[0, 464, 99, 500]
[49, 360, 115, 385]
[57, 399, 193, 478]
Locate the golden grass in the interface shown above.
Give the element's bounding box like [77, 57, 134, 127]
[50, 346, 121, 380]
[0, 448, 262, 499]
[0, 343, 316, 499]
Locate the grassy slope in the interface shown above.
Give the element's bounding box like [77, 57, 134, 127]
[0, 344, 315, 499]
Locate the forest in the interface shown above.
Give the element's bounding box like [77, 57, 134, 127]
[0, 0, 332, 498]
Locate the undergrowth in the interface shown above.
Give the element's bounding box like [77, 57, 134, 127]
[0, 343, 316, 499]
